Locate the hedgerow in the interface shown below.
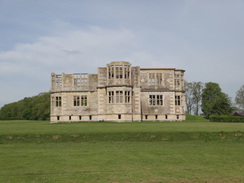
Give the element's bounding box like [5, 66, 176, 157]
[210, 115, 244, 123]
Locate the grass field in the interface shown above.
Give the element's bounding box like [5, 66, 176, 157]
[0, 120, 244, 183]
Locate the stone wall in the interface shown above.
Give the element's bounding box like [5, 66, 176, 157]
[50, 61, 185, 123]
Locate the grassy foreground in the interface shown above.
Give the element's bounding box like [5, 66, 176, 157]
[0, 120, 244, 183]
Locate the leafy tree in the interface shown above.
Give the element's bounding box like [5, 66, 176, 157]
[185, 81, 194, 114]
[192, 82, 203, 115]
[235, 85, 244, 110]
[0, 92, 50, 120]
[201, 82, 233, 118]
[185, 81, 203, 115]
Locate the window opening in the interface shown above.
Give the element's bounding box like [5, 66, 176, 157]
[127, 66, 130, 78]
[149, 73, 155, 85]
[74, 95, 87, 106]
[108, 66, 114, 79]
[55, 74, 62, 86]
[125, 91, 131, 103]
[175, 95, 181, 106]
[165, 115, 168, 119]
[57, 116, 60, 120]
[155, 115, 158, 119]
[157, 95, 163, 105]
[69, 116, 72, 120]
[156, 73, 162, 85]
[124, 66, 128, 78]
[74, 74, 81, 85]
[56, 96, 62, 107]
[149, 95, 156, 105]
[81, 96, 87, 106]
[145, 115, 148, 120]
[108, 91, 114, 103]
[79, 116, 82, 120]
[115, 66, 123, 78]
[118, 114, 121, 119]
[174, 74, 180, 87]
[74, 96, 80, 106]
[89, 115, 92, 120]
[116, 91, 123, 103]
[149, 95, 163, 105]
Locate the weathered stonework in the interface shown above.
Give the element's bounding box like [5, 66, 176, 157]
[50, 61, 185, 122]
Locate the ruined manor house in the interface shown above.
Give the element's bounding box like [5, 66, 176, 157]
[50, 61, 185, 122]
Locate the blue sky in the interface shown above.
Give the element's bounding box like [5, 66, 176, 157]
[0, 0, 244, 108]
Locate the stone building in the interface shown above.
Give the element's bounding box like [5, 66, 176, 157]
[50, 61, 185, 122]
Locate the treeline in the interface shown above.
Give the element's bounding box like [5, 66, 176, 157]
[185, 82, 244, 119]
[0, 92, 50, 120]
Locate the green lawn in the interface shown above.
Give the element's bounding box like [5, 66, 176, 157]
[0, 120, 244, 183]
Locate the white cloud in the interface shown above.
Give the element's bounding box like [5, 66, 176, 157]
[0, 27, 146, 107]
[0, 27, 137, 75]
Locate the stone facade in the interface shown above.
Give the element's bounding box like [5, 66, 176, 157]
[50, 61, 185, 122]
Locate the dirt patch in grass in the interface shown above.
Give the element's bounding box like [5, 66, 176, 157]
[52, 135, 61, 140]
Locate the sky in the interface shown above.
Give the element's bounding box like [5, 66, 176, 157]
[0, 0, 244, 108]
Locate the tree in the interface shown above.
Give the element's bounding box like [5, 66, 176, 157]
[0, 92, 50, 120]
[184, 81, 194, 114]
[192, 82, 203, 115]
[235, 85, 244, 110]
[184, 81, 203, 115]
[201, 82, 233, 118]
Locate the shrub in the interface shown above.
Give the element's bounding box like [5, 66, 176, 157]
[210, 115, 244, 123]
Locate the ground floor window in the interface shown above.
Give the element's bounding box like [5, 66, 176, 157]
[74, 95, 87, 106]
[74, 96, 80, 106]
[175, 95, 181, 106]
[54, 96, 62, 107]
[125, 91, 131, 103]
[149, 95, 163, 105]
[108, 91, 114, 103]
[116, 91, 123, 103]
[108, 90, 131, 104]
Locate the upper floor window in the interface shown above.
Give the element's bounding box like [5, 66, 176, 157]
[108, 65, 130, 79]
[149, 73, 162, 86]
[74, 74, 81, 86]
[156, 73, 162, 85]
[74, 73, 88, 86]
[108, 66, 114, 79]
[174, 74, 180, 87]
[116, 66, 123, 79]
[55, 75, 62, 86]
[149, 73, 155, 85]
[149, 95, 163, 105]
[124, 65, 130, 79]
